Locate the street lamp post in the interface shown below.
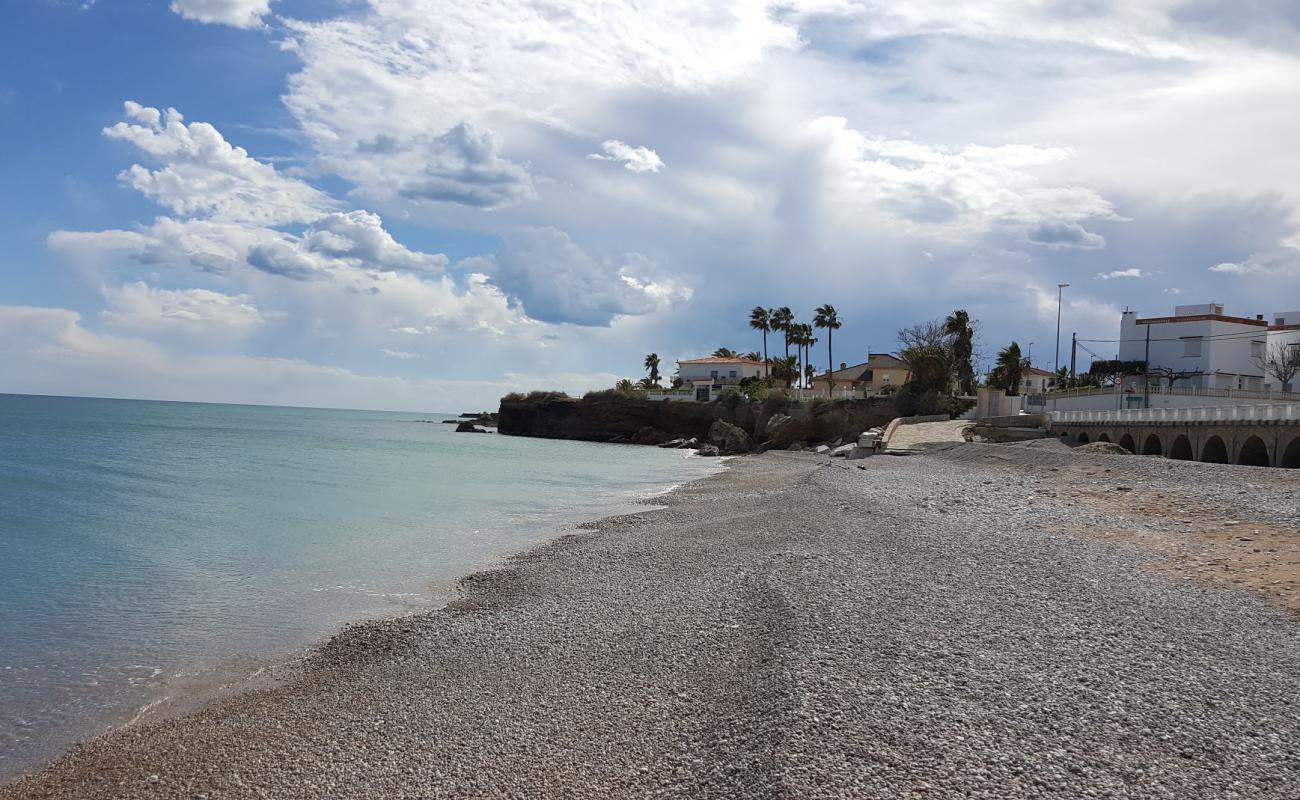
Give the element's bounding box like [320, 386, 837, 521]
[1054, 283, 1069, 410]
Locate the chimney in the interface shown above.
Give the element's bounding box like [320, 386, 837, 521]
[840, 362, 846, 370]
[1256, 314, 1264, 321]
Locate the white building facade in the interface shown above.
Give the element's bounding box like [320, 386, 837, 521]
[1118, 303, 1271, 391]
[675, 357, 767, 402]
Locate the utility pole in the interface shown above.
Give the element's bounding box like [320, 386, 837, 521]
[1143, 322, 1151, 409]
[1070, 332, 1077, 383]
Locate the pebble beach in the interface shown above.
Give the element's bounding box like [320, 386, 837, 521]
[4, 444, 1299, 799]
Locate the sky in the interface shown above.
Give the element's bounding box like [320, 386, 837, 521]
[2, 0, 1299, 412]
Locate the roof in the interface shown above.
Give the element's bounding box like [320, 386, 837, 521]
[1137, 314, 1267, 327]
[678, 357, 765, 365]
[812, 353, 909, 380]
[1023, 366, 1056, 377]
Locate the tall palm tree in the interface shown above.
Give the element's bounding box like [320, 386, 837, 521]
[790, 323, 814, 388]
[770, 307, 794, 361]
[748, 307, 771, 378]
[643, 353, 661, 386]
[814, 304, 841, 397]
[804, 329, 818, 389]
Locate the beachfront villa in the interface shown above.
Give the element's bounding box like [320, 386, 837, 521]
[676, 356, 767, 402]
[809, 354, 911, 397]
[1117, 303, 1300, 391]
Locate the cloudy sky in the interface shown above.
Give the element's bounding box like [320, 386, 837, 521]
[3, 0, 1299, 411]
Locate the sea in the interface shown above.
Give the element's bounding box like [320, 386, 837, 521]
[0, 394, 721, 779]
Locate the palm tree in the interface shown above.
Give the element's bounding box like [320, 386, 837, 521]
[814, 304, 841, 396]
[770, 307, 794, 361]
[643, 353, 661, 386]
[789, 323, 814, 388]
[748, 307, 771, 377]
[743, 351, 763, 362]
[990, 341, 1026, 396]
[804, 330, 818, 389]
[614, 378, 637, 396]
[712, 347, 738, 358]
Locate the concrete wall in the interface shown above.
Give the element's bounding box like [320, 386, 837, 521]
[1039, 389, 1297, 413]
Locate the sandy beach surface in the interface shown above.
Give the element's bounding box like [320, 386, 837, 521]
[4, 444, 1299, 799]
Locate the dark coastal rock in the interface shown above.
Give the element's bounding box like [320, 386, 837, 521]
[695, 444, 721, 457]
[765, 414, 815, 450]
[633, 426, 670, 446]
[708, 420, 752, 455]
[455, 421, 487, 433]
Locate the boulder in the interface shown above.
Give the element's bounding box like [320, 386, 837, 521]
[455, 421, 487, 433]
[814, 444, 831, 454]
[764, 413, 815, 450]
[708, 419, 753, 455]
[659, 438, 687, 448]
[847, 446, 874, 460]
[678, 438, 699, 449]
[785, 441, 806, 451]
[633, 426, 669, 445]
[696, 444, 721, 457]
[829, 444, 856, 457]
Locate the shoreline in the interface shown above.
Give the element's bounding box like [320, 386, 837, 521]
[5, 446, 1299, 798]
[0, 450, 723, 788]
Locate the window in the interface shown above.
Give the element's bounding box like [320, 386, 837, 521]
[728, 370, 737, 379]
[880, 373, 889, 384]
[1182, 337, 1203, 357]
[1251, 340, 1264, 358]
[710, 370, 718, 379]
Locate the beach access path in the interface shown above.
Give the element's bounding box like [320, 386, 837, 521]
[5, 444, 1299, 799]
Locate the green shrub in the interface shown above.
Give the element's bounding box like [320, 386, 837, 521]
[761, 389, 790, 415]
[718, 388, 743, 413]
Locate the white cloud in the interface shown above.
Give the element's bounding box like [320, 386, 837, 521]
[170, 0, 271, 29]
[1096, 268, 1146, 279]
[587, 140, 664, 173]
[105, 102, 336, 225]
[99, 282, 268, 337]
[484, 227, 691, 326]
[381, 348, 417, 359]
[1210, 248, 1300, 276]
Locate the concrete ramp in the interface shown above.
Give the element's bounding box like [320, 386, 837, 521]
[884, 419, 974, 449]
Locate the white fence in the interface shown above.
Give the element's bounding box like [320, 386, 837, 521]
[1051, 404, 1300, 424]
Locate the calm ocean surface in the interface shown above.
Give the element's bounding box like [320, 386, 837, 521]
[0, 394, 720, 778]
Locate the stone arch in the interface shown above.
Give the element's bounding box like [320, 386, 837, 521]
[1118, 433, 1136, 453]
[1096, 433, 1111, 443]
[1168, 435, 1194, 461]
[1077, 432, 1090, 444]
[1238, 435, 1270, 467]
[1142, 433, 1163, 456]
[1282, 437, 1300, 469]
[1202, 435, 1229, 464]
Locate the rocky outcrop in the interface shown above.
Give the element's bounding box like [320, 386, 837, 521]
[498, 395, 898, 453]
[763, 414, 814, 450]
[455, 421, 488, 433]
[708, 420, 753, 455]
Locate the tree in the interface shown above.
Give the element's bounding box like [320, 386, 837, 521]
[789, 323, 814, 388]
[712, 347, 738, 358]
[944, 309, 976, 396]
[898, 319, 955, 392]
[748, 307, 772, 377]
[814, 304, 842, 396]
[643, 353, 661, 386]
[614, 378, 641, 397]
[804, 363, 816, 387]
[1147, 365, 1205, 389]
[1254, 341, 1300, 391]
[636, 377, 657, 391]
[770, 307, 795, 361]
[743, 351, 763, 362]
[770, 355, 798, 386]
[988, 342, 1027, 396]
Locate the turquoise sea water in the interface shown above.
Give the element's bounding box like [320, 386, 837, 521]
[0, 394, 720, 778]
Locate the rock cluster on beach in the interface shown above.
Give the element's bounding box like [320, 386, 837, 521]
[6, 445, 1299, 799]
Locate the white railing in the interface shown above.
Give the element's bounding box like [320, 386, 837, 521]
[1043, 385, 1300, 402]
[1051, 404, 1300, 424]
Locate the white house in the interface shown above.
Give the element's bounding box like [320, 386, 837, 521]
[675, 356, 766, 401]
[1266, 311, 1300, 390]
[1117, 303, 1270, 391]
[1021, 366, 1056, 394]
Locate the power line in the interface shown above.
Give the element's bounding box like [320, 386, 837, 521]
[1079, 328, 1274, 345]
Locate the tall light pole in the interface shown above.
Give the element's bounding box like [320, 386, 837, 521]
[1054, 283, 1069, 409]
[1054, 283, 1069, 377]
[1027, 342, 1034, 365]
